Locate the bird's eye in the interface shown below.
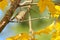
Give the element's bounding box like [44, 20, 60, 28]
[0, 0, 3, 2]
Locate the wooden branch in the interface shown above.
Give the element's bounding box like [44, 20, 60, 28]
[19, 3, 37, 7]
[0, 0, 21, 32]
[10, 16, 49, 23]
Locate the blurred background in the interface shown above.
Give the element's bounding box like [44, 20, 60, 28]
[0, 0, 59, 40]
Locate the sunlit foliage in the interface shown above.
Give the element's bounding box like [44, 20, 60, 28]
[6, 0, 60, 40]
[0, 0, 8, 10]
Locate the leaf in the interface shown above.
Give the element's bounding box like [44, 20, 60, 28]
[55, 5, 60, 11]
[6, 33, 32, 40]
[47, 0, 56, 16]
[55, 21, 60, 31]
[6, 38, 13, 40]
[34, 21, 60, 40]
[12, 5, 53, 33]
[37, 0, 47, 13]
[55, 5, 60, 15]
[50, 5, 60, 18]
[34, 21, 54, 35]
[19, 33, 31, 40]
[51, 32, 57, 40]
[51, 32, 60, 40]
[37, 0, 57, 17]
[0, 0, 8, 10]
[55, 36, 60, 40]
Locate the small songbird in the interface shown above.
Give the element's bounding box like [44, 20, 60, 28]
[16, 11, 26, 21]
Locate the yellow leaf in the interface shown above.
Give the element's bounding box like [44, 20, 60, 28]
[0, 0, 8, 10]
[55, 5, 60, 11]
[19, 33, 31, 40]
[6, 37, 14, 40]
[47, 1, 56, 16]
[51, 32, 57, 40]
[52, 5, 60, 18]
[37, 0, 47, 13]
[55, 5, 60, 15]
[6, 33, 32, 40]
[55, 22, 60, 31]
[51, 21, 60, 40]
[37, 0, 57, 17]
[55, 36, 60, 40]
[6, 37, 15, 40]
[52, 36, 60, 40]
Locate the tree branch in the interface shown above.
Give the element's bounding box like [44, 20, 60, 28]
[19, 3, 37, 7]
[10, 16, 49, 23]
[0, 0, 21, 32]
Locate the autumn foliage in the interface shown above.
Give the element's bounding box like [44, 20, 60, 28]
[0, 0, 60, 40]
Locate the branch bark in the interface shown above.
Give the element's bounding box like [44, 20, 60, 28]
[0, 0, 21, 32]
[19, 3, 37, 7]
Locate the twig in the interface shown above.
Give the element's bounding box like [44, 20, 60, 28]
[27, 0, 35, 39]
[10, 17, 49, 23]
[19, 3, 37, 7]
[29, 13, 32, 33]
